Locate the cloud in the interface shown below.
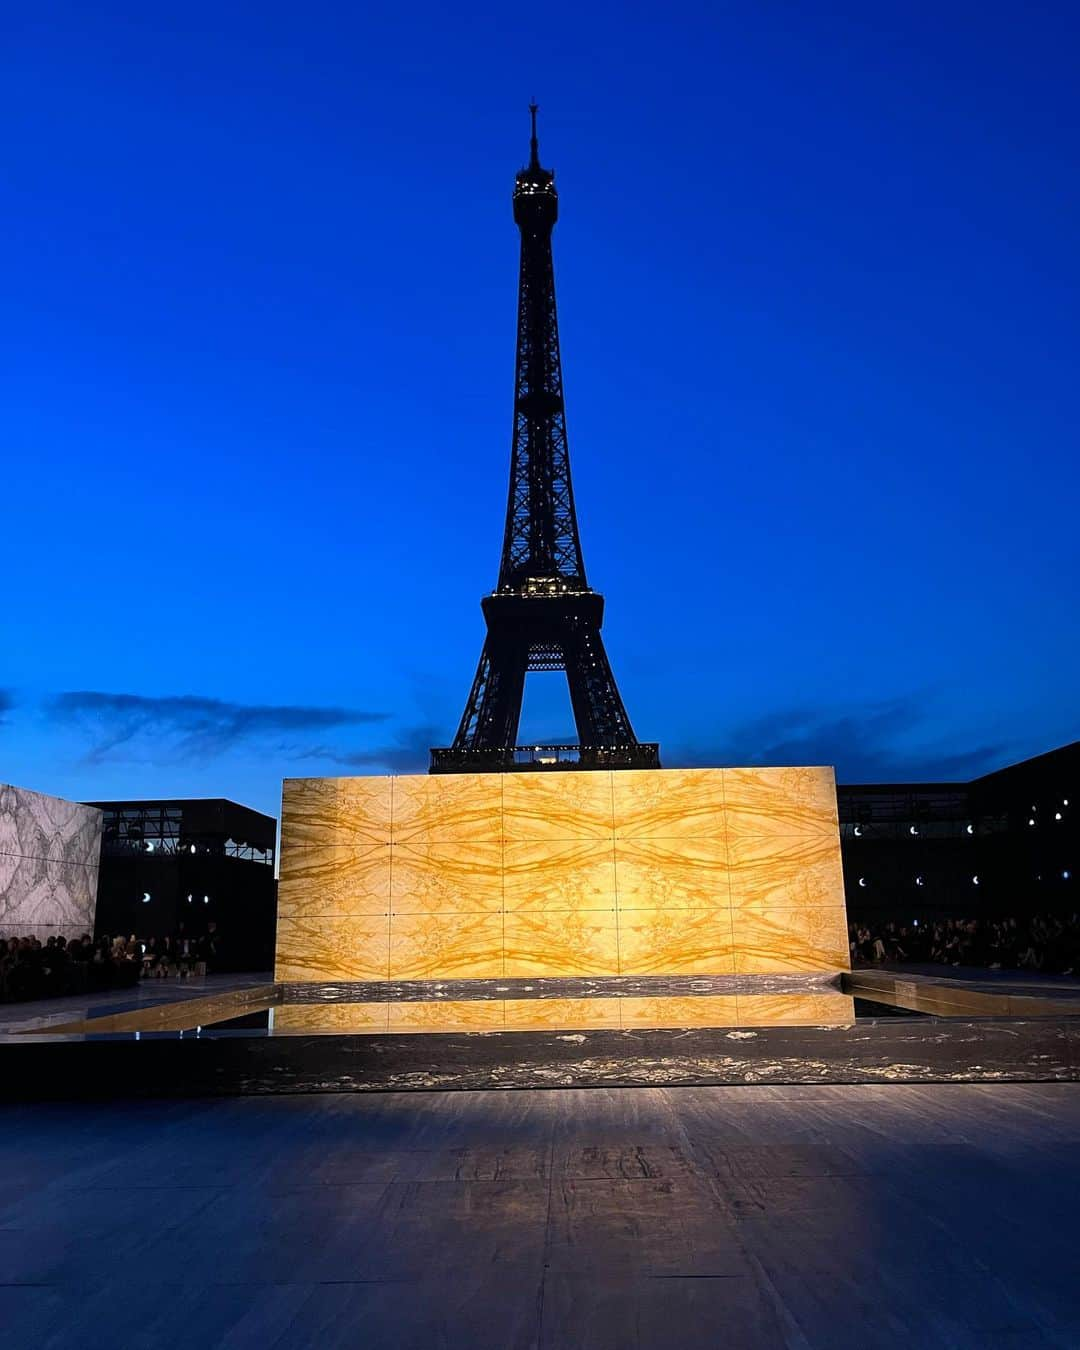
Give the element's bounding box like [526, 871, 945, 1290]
[670, 696, 1009, 784]
[48, 691, 390, 763]
[300, 723, 440, 775]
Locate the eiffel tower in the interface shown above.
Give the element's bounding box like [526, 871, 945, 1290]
[431, 108, 659, 774]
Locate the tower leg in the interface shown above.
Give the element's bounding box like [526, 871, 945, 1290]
[453, 635, 529, 752]
[563, 622, 639, 747]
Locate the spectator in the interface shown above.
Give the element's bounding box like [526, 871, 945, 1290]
[849, 912, 1080, 975]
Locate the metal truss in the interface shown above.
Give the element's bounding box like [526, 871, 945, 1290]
[432, 109, 657, 775]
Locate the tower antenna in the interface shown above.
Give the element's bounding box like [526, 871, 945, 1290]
[528, 101, 539, 169]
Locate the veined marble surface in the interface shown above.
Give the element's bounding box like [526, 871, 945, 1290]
[276, 767, 849, 1024]
[0, 784, 102, 935]
[272, 989, 853, 1034]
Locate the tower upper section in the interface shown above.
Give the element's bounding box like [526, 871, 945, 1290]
[513, 103, 558, 230]
[498, 104, 586, 592]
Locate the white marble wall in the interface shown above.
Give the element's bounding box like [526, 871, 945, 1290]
[0, 784, 102, 938]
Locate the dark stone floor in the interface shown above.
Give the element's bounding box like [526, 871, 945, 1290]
[2, 1082, 1079, 1348]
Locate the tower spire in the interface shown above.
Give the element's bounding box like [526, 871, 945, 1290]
[528, 101, 540, 170]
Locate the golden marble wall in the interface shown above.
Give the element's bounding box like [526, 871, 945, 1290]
[275, 767, 851, 1027]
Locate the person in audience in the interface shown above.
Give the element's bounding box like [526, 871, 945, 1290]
[849, 911, 1080, 974]
[0, 918, 238, 1002]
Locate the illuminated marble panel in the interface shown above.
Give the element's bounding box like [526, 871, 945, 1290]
[278, 846, 391, 918]
[0, 784, 102, 936]
[612, 768, 725, 841]
[504, 910, 619, 977]
[614, 838, 729, 912]
[726, 832, 840, 911]
[391, 773, 502, 844]
[388, 912, 504, 979]
[618, 908, 736, 976]
[275, 914, 389, 982]
[503, 840, 616, 913]
[390, 841, 504, 915]
[731, 907, 850, 975]
[275, 766, 850, 1026]
[722, 766, 838, 838]
[281, 776, 393, 848]
[503, 771, 613, 841]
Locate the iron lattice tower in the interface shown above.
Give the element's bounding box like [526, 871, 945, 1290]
[431, 108, 659, 773]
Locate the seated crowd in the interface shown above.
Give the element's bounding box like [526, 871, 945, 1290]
[850, 913, 1080, 975]
[0, 924, 222, 1003]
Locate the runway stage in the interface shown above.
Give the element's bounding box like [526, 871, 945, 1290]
[2, 1082, 1079, 1349]
[4, 967, 1080, 1099]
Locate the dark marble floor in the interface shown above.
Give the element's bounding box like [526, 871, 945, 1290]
[2, 1082, 1079, 1348]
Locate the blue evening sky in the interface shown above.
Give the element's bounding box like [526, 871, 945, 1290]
[4, 2, 1078, 820]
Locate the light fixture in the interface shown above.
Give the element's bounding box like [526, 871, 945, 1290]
[858, 877, 867, 888]
[186, 894, 193, 903]
[853, 826, 862, 837]
[203, 895, 210, 904]
[966, 824, 974, 835]
[915, 876, 924, 887]
[141, 892, 151, 903]
[1029, 818, 1036, 826]
[972, 875, 980, 886]
[1055, 813, 1063, 821]
[145, 841, 155, 853]
[909, 825, 919, 836]
[1065, 871, 1072, 881]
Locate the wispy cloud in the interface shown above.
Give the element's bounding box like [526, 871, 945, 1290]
[48, 690, 390, 763]
[670, 696, 1009, 783]
[299, 723, 441, 775]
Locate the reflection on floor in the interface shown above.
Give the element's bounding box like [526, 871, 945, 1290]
[0, 972, 274, 1035]
[1, 1083, 1078, 1348]
[848, 966, 1080, 1017]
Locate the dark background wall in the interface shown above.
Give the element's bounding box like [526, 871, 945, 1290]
[838, 743, 1077, 920]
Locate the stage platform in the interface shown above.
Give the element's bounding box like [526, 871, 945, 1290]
[4, 967, 1080, 1100]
